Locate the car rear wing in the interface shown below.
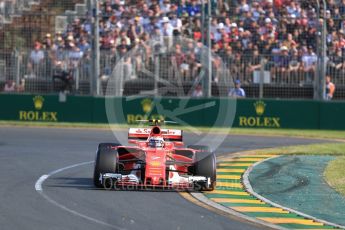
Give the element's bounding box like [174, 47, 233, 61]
[128, 128, 183, 141]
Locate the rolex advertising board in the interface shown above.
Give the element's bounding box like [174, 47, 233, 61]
[19, 96, 58, 122]
[0, 94, 343, 130]
[0, 94, 93, 123]
[238, 101, 281, 128]
[104, 97, 235, 128]
[234, 99, 319, 129]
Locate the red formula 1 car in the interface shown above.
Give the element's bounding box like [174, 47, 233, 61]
[93, 120, 216, 191]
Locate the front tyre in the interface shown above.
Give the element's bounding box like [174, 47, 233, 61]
[194, 152, 216, 191]
[93, 143, 120, 188]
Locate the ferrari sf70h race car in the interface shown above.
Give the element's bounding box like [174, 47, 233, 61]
[93, 120, 216, 191]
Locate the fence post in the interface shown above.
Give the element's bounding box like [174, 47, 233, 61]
[259, 57, 265, 99]
[204, 0, 212, 97]
[75, 65, 79, 91]
[154, 55, 159, 95]
[319, 10, 327, 100]
[314, 0, 327, 100]
[13, 49, 20, 85]
[90, 0, 100, 95]
[201, 0, 205, 45]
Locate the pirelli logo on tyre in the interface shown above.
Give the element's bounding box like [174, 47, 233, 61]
[239, 101, 281, 128]
[19, 96, 58, 122]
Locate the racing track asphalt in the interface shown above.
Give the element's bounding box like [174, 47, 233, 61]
[0, 126, 331, 230]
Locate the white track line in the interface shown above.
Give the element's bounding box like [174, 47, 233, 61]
[35, 175, 48, 191]
[35, 161, 93, 191]
[34, 161, 125, 230]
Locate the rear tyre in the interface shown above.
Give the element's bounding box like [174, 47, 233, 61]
[93, 143, 120, 188]
[188, 145, 211, 152]
[194, 152, 216, 191]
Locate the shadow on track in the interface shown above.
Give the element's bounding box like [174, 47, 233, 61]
[46, 177, 194, 193]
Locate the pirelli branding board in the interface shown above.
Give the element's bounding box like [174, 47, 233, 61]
[19, 96, 58, 122]
[238, 101, 281, 128]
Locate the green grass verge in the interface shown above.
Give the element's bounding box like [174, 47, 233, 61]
[1, 120, 345, 140]
[222, 128, 345, 140]
[255, 143, 345, 156]
[324, 157, 345, 196]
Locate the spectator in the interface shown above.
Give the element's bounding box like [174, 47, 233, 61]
[327, 48, 345, 83]
[289, 49, 302, 83]
[78, 37, 91, 53]
[10, 0, 345, 94]
[68, 43, 83, 65]
[277, 46, 291, 83]
[220, 46, 235, 70]
[27, 42, 45, 78]
[229, 80, 246, 98]
[115, 30, 131, 46]
[3, 80, 15, 92]
[191, 84, 203, 97]
[16, 79, 25, 92]
[301, 46, 317, 83]
[160, 0, 171, 14]
[52, 61, 74, 93]
[325, 75, 336, 100]
[185, 52, 202, 80]
[282, 33, 297, 50]
[171, 44, 186, 79]
[42, 33, 53, 50]
[169, 13, 182, 32]
[161, 17, 173, 36]
[231, 52, 245, 82]
[247, 48, 261, 82]
[187, 0, 201, 17]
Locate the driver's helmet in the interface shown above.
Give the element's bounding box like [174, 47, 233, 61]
[148, 137, 164, 148]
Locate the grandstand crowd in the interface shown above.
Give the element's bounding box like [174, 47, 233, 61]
[1, 0, 344, 98]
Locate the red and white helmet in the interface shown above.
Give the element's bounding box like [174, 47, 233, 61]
[148, 137, 164, 148]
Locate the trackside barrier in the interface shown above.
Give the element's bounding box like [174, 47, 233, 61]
[0, 94, 343, 130]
